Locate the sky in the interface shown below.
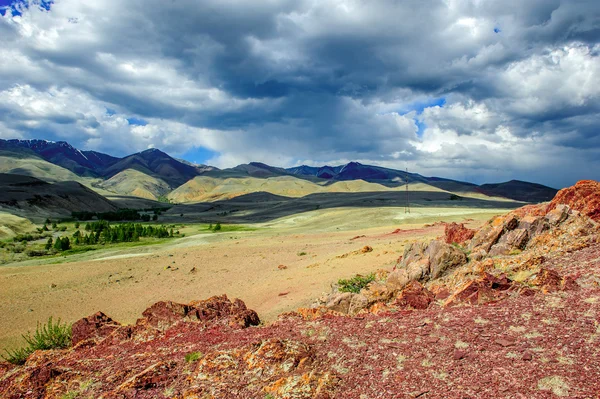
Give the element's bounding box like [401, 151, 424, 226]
[0, 0, 599, 188]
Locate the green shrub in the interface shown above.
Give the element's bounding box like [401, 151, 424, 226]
[2, 317, 72, 365]
[338, 273, 376, 294]
[185, 351, 202, 363]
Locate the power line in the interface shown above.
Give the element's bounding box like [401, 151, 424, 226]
[405, 167, 410, 214]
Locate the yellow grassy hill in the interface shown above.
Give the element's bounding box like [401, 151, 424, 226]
[97, 169, 172, 201]
[168, 176, 449, 203]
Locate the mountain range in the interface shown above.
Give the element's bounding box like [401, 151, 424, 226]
[0, 139, 558, 203]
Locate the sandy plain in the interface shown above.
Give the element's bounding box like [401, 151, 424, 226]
[0, 205, 513, 351]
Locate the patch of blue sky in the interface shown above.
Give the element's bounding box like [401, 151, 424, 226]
[127, 117, 147, 126]
[181, 147, 219, 165]
[399, 97, 446, 138]
[0, 0, 52, 16]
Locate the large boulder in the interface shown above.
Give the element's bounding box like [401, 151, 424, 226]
[426, 240, 468, 279]
[137, 295, 260, 331]
[547, 180, 600, 222]
[387, 240, 467, 292]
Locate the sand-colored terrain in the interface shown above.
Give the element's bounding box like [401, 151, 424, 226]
[0, 206, 509, 351]
[98, 168, 172, 200]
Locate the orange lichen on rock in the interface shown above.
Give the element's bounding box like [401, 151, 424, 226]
[547, 180, 600, 221]
[444, 222, 475, 244]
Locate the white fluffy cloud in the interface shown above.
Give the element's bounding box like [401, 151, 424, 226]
[0, 0, 599, 187]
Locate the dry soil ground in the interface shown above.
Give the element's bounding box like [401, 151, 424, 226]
[0, 206, 509, 351]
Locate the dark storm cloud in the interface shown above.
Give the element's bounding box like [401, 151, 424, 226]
[0, 0, 599, 187]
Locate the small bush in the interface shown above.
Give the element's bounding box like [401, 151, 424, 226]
[26, 249, 48, 257]
[185, 351, 202, 363]
[2, 317, 72, 365]
[338, 273, 376, 294]
[297, 251, 307, 256]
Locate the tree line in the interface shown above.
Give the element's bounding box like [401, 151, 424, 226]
[74, 221, 175, 245]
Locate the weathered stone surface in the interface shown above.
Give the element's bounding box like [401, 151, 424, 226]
[444, 222, 475, 244]
[71, 311, 121, 346]
[488, 228, 529, 256]
[445, 273, 515, 306]
[385, 269, 411, 292]
[547, 179, 600, 222]
[546, 204, 570, 225]
[325, 292, 354, 314]
[361, 281, 393, 305]
[394, 281, 435, 309]
[469, 224, 504, 253]
[348, 294, 369, 315]
[396, 240, 467, 283]
[425, 240, 468, 279]
[139, 301, 188, 331]
[135, 295, 260, 331]
[531, 268, 580, 293]
[116, 361, 176, 392]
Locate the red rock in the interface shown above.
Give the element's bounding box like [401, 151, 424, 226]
[71, 311, 122, 346]
[394, 281, 435, 310]
[360, 245, 373, 253]
[562, 275, 580, 291]
[522, 351, 533, 361]
[532, 268, 562, 292]
[495, 338, 515, 347]
[547, 180, 600, 222]
[453, 350, 467, 360]
[139, 300, 189, 331]
[278, 264, 288, 270]
[445, 273, 515, 306]
[137, 295, 260, 331]
[444, 222, 476, 244]
[116, 361, 177, 391]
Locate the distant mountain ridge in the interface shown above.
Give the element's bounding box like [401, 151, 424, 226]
[0, 139, 558, 203]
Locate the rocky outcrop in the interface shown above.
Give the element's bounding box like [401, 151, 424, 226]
[71, 311, 122, 346]
[70, 295, 260, 350]
[444, 222, 475, 244]
[136, 295, 260, 332]
[547, 179, 600, 221]
[386, 240, 467, 293]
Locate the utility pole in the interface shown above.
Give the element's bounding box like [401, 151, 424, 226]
[405, 167, 410, 214]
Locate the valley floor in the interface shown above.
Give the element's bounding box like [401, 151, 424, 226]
[0, 206, 507, 351]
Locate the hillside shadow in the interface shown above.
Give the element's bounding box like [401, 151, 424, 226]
[166, 190, 525, 224]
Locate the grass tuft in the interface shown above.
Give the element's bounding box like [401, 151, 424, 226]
[185, 351, 202, 363]
[2, 317, 72, 365]
[338, 273, 375, 294]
